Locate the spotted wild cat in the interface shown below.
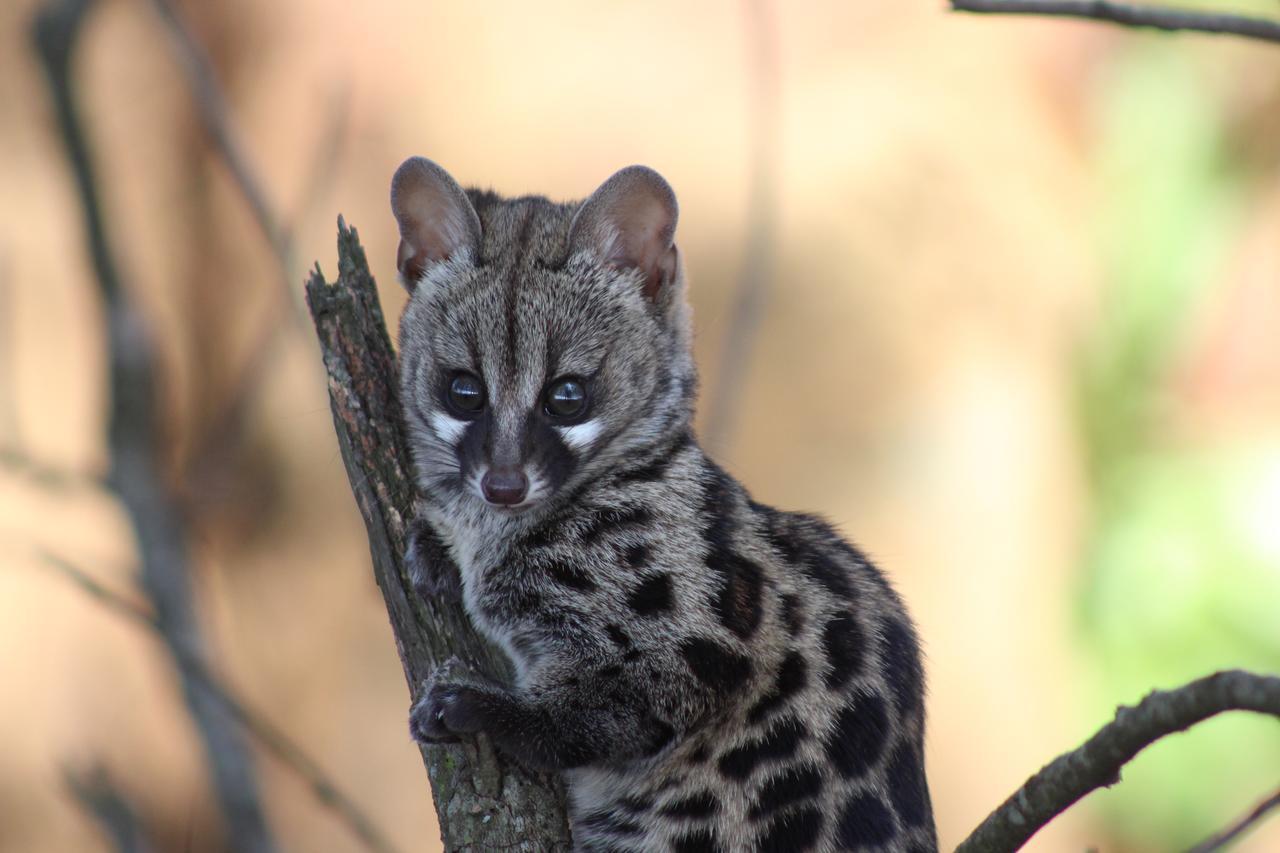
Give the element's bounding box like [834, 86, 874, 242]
[393, 156, 936, 852]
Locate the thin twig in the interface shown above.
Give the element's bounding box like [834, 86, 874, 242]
[64, 764, 153, 853]
[1187, 786, 1280, 853]
[144, 0, 348, 488]
[185, 83, 350, 492]
[950, 1, 1280, 44]
[43, 552, 155, 623]
[30, 3, 277, 851]
[145, 0, 293, 276]
[42, 553, 402, 853]
[704, 0, 782, 451]
[0, 446, 101, 490]
[956, 670, 1280, 852]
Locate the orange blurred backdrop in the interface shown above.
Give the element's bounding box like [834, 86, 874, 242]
[1, 1, 1278, 851]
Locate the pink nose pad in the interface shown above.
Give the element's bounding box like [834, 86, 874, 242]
[481, 469, 529, 506]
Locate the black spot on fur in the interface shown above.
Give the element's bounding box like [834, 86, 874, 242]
[661, 790, 719, 820]
[623, 648, 641, 662]
[601, 664, 623, 679]
[755, 805, 823, 852]
[780, 594, 804, 635]
[522, 518, 560, 549]
[759, 511, 857, 601]
[546, 560, 595, 592]
[580, 809, 641, 837]
[748, 762, 824, 820]
[699, 461, 736, 540]
[680, 638, 752, 696]
[821, 613, 865, 689]
[671, 828, 722, 853]
[700, 462, 765, 638]
[623, 542, 650, 568]
[614, 432, 691, 485]
[645, 718, 676, 755]
[618, 794, 652, 813]
[825, 692, 890, 778]
[835, 792, 896, 847]
[760, 520, 801, 564]
[688, 744, 710, 764]
[605, 623, 631, 647]
[886, 743, 931, 828]
[628, 573, 673, 616]
[718, 717, 805, 780]
[747, 651, 808, 725]
[797, 545, 856, 601]
[615, 454, 671, 484]
[881, 617, 924, 716]
[709, 552, 764, 638]
[581, 506, 653, 543]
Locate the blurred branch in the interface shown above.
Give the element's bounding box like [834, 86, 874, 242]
[957, 670, 1280, 853]
[30, 3, 277, 852]
[0, 446, 101, 490]
[307, 220, 574, 850]
[703, 0, 782, 450]
[1188, 786, 1280, 853]
[44, 552, 155, 623]
[144, 0, 350, 488]
[146, 0, 293, 277]
[43, 552, 401, 853]
[950, 1, 1280, 44]
[64, 764, 153, 853]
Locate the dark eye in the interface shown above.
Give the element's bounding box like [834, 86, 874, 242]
[544, 378, 587, 419]
[447, 373, 485, 415]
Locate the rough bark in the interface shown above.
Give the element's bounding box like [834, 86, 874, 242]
[305, 220, 573, 851]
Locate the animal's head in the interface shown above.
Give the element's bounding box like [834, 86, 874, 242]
[392, 157, 695, 518]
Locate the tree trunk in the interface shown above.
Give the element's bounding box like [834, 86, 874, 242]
[305, 220, 573, 852]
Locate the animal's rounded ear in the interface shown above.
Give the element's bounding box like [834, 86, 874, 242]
[567, 165, 678, 302]
[390, 157, 482, 291]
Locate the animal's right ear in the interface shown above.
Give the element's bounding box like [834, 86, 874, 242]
[390, 157, 482, 291]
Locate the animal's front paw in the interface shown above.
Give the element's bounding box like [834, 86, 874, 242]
[405, 517, 461, 602]
[409, 658, 489, 744]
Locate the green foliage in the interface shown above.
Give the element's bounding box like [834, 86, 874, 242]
[1073, 44, 1280, 848]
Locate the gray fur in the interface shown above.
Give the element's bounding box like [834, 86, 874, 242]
[395, 158, 937, 852]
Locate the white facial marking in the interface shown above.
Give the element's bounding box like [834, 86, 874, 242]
[557, 420, 602, 451]
[430, 411, 467, 444]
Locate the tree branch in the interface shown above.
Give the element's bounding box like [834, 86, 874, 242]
[146, 0, 292, 276]
[1188, 785, 1280, 853]
[143, 0, 333, 488]
[703, 0, 782, 451]
[42, 553, 400, 853]
[306, 220, 573, 851]
[950, 1, 1280, 44]
[956, 669, 1280, 852]
[64, 764, 154, 853]
[31, 3, 276, 850]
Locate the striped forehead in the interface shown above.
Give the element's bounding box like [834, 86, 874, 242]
[479, 279, 548, 407]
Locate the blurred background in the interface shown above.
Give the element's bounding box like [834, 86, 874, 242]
[2, 0, 1279, 850]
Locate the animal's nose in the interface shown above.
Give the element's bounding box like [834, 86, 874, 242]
[481, 468, 529, 506]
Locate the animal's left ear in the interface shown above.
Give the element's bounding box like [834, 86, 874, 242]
[567, 165, 678, 301]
